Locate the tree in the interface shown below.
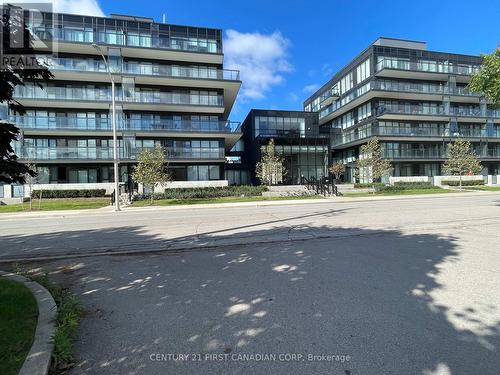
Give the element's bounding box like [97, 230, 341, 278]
[0, 7, 53, 183]
[443, 138, 482, 190]
[357, 138, 392, 183]
[255, 139, 286, 186]
[132, 144, 171, 204]
[468, 46, 500, 107]
[328, 163, 345, 181]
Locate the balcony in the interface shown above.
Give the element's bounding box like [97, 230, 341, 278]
[46, 57, 240, 81]
[381, 149, 500, 160]
[19, 147, 225, 161]
[318, 79, 484, 123]
[12, 116, 241, 134]
[375, 58, 481, 82]
[34, 28, 221, 54]
[332, 123, 500, 147]
[375, 104, 500, 121]
[14, 85, 224, 112]
[374, 80, 481, 100]
[319, 88, 340, 107]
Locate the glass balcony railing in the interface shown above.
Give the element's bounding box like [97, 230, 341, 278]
[319, 79, 484, 120]
[34, 28, 221, 54]
[374, 80, 481, 97]
[376, 104, 446, 116]
[375, 58, 481, 76]
[11, 116, 241, 133]
[377, 104, 500, 118]
[332, 124, 500, 146]
[20, 147, 225, 161]
[45, 57, 240, 81]
[381, 149, 500, 159]
[14, 86, 224, 107]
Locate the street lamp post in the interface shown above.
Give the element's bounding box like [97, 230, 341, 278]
[92, 43, 120, 211]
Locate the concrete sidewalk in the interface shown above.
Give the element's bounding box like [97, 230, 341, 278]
[0, 190, 495, 220]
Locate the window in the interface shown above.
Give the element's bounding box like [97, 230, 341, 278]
[355, 59, 370, 84]
[357, 103, 372, 121]
[340, 72, 353, 95]
[254, 116, 306, 138]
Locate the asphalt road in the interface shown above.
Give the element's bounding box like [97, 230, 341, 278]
[1, 194, 500, 374]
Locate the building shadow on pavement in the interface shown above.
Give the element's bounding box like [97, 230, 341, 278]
[1, 221, 500, 374]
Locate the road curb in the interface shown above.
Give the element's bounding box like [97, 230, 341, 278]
[0, 271, 56, 375]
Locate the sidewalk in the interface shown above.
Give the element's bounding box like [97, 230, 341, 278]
[0, 190, 496, 220]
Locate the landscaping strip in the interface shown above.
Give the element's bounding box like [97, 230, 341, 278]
[0, 198, 109, 213]
[131, 194, 322, 207]
[0, 271, 56, 375]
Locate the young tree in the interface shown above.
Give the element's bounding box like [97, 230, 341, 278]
[357, 138, 392, 183]
[468, 46, 500, 106]
[328, 162, 346, 182]
[0, 8, 53, 183]
[132, 144, 171, 204]
[255, 139, 286, 186]
[443, 139, 482, 190]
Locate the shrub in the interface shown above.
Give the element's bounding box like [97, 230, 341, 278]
[393, 181, 435, 189]
[441, 179, 484, 186]
[354, 183, 385, 189]
[377, 181, 438, 192]
[133, 185, 268, 201]
[31, 189, 107, 198]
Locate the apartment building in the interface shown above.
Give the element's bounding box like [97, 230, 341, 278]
[304, 37, 500, 182]
[3, 10, 241, 197]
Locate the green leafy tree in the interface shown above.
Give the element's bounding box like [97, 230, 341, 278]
[357, 138, 392, 183]
[328, 162, 346, 181]
[468, 45, 500, 107]
[132, 144, 171, 204]
[443, 139, 482, 190]
[255, 139, 286, 186]
[0, 7, 53, 183]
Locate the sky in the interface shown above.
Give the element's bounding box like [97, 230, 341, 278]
[20, 0, 500, 121]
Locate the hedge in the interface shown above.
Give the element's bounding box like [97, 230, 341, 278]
[31, 189, 108, 198]
[441, 179, 484, 186]
[134, 185, 268, 201]
[392, 181, 436, 189]
[377, 181, 439, 192]
[354, 183, 385, 189]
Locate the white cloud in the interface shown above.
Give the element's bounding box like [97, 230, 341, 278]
[0, 0, 105, 16]
[288, 92, 299, 102]
[52, 0, 104, 16]
[322, 63, 334, 77]
[302, 83, 320, 94]
[224, 29, 292, 100]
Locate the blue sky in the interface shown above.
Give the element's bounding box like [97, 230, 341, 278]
[42, 0, 500, 121]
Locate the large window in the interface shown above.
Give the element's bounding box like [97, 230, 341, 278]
[339, 72, 353, 95]
[187, 165, 221, 181]
[254, 116, 306, 138]
[355, 59, 370, 85]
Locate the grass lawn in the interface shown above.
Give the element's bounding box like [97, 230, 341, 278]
[132, 195, 323, 207]
[0, 198, 109, 213]
[342, 188, 454, 197]
[463, 186, 500, 191]
[0, 278, 38, 375]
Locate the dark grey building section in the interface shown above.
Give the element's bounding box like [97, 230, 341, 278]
[304, 37, 500, 182]
[235, 109, 329, 185]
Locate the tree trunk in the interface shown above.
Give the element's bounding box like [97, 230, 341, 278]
[29, 185, 32, 211]
[459, 174, 462, 191]
[38, 190, 42, 210]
